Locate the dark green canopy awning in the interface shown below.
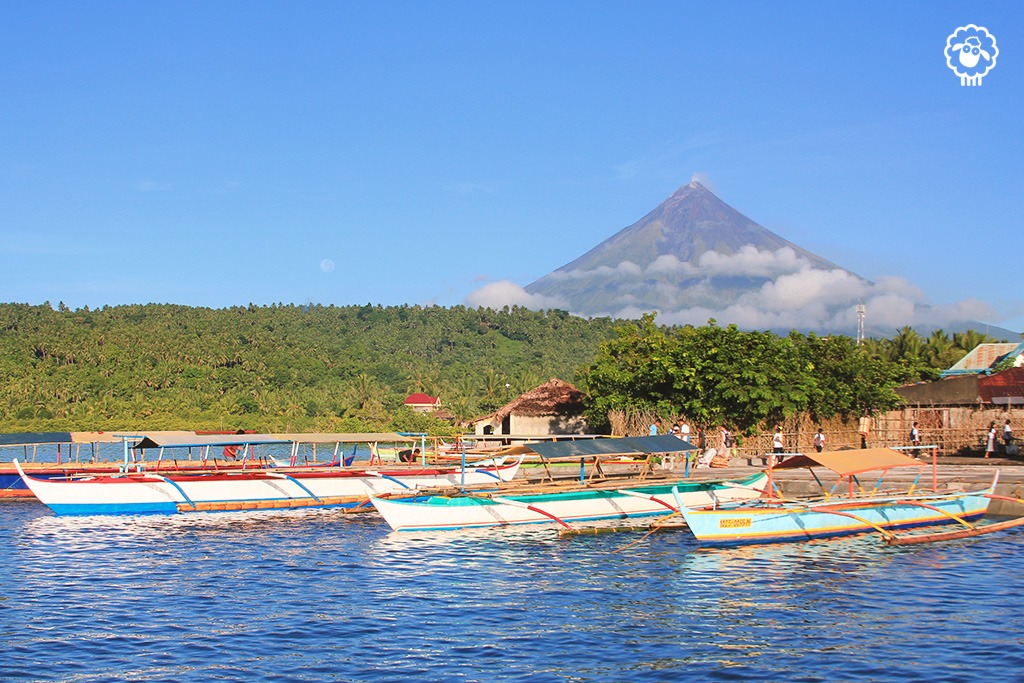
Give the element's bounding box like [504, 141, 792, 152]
[132, 434, 291, 450]
[0, 432, 74, 447]
[522, 435, 697, 460]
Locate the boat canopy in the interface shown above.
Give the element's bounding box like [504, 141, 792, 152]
[132, 434, 291, 450]
[271, 432, 416, 444]
[773, 447, 925, 477]
[499, 435, 697, 461]
[0, 432, 74, 447]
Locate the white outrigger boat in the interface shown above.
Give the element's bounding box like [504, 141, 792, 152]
[370, 434, 771, 532]
[371, 471, 769, 532]
[15, 433, 522, 516]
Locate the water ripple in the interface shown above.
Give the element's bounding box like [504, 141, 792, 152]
[3, 503, 1024, 681]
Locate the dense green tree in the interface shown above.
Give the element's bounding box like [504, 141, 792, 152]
[0, 302, 1008, 435]
[580, 318, 924, 435]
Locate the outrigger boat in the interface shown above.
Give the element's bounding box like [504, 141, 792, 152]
[678, 447, 1003, 546]
[371, 435, 768, 532]
[14, 434, 522, 516]
[371, 471, 769, 532]
[0, 430, 255, 499]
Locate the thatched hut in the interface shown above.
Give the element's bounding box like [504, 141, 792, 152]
[470, 378, 587, 436]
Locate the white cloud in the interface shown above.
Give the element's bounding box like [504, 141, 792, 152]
[490, 243, 1003, 334]
[750, 268, 866, 310]
[546, 260, 646, 281]
[698, 245, 809, 278]
[464, 280, 568, 310]
[647, 254, 690, 276]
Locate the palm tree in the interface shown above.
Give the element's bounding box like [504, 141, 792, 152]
[888, 327, 925, 364]
[953, 329, 996, 354]
[925, 329, 958, 368]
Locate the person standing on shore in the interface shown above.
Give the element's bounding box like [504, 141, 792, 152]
[680, 420, 691, 443]
[1004, 420, 1013, 452]
[985, 422, 997, 458]
[771, 427, 784, 464]
[910, 422, 921, 448]
[813, 428, 825, 453]
[649, 420, 660, 436]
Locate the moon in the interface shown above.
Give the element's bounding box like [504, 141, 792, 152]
[320, 259, 335, 273]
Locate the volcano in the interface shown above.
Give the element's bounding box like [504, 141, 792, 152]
[522, 181, 1013, 338]
[525, 180, 851, 319]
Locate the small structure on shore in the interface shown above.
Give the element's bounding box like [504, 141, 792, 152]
[470, 378, 587, 437]
[403, 393, 441, 414]
[940, 341, 1024, 377]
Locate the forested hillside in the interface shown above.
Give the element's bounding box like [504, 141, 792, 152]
[0, 302, 1009, 435]
[0, 302, 618, 433]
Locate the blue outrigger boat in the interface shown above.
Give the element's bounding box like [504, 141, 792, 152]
[679, 448, 1000, 546]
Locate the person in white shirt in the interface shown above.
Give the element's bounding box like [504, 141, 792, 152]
[772, 427, 784, 463]
[680, 420, 691, 443]
[813, 428, 825, 453]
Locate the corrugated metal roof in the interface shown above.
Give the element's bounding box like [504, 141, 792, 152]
[979, 367, 1024, 404]
[943, 342, 1024, 376]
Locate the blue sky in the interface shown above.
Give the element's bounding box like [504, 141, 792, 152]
[2, 2, 1021, 335]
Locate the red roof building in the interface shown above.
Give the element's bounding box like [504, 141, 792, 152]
[404, 393, 440, 413]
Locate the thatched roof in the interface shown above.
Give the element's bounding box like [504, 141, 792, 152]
[474, 378, 585, 423]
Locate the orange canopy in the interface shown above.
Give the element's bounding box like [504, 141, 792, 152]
[772, 447, 925, 477]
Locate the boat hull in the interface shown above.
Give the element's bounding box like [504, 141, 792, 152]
[371, 473, 769, 531]
[14, 459, 522, 516]
[679, 489, 993, 546]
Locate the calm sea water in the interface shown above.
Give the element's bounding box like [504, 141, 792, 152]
[2, 501, 1023, 683]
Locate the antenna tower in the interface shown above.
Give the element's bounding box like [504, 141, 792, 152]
[856, 304, 866, 345]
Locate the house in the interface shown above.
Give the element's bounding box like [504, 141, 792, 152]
[940, 341, 1024, 377]
[896, 367, 1024, 407]
[888, 367, 1023, 454]
[404, 393, 440, 414]
[470, 378, 587, 436]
